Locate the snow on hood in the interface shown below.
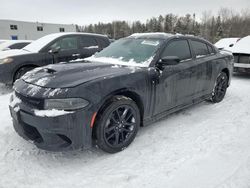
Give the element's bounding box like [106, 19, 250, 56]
[214, 38, 240, 50]
[21, 62, 142, 88]
[0, 49, 31, 59]
[231, 36, 250, 54]
[85, 56, 153, 67]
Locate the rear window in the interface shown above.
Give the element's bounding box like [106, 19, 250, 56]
[191, 40, 209, 58]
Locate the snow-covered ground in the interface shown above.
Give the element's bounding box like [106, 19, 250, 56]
[0, 75, 250, 188]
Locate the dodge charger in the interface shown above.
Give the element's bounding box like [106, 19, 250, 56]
[9, 33, 233, 153]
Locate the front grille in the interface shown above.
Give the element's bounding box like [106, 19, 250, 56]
[233, 53, 250, 64]
[15, 92, 44, 109]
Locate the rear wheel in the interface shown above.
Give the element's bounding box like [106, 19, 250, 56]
[210, 72, 228, 103]
[95, 96, 140, 153]
[14, 66, 35, 82]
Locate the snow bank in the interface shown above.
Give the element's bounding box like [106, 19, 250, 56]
[0, 84, 12, 95]
[1, 77, 250, 188]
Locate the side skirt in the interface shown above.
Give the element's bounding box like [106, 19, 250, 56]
[143, 94, 211, 126]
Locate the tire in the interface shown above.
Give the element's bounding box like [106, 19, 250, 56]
[95, 96, 140, 153]
[210, 72, 228, 103]
[14, 66, 35, 82]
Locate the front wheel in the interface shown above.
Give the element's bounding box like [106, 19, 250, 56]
[210, 72, 228, 103]
[95, 96, 140, 153]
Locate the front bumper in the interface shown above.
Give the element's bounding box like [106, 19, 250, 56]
[9, 96, 94, 151]
[234, 63, 250, 73]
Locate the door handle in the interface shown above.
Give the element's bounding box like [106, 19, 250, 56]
[72, 53, 80, 57]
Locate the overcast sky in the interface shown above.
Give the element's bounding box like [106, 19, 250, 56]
[0, 0, 249, 25]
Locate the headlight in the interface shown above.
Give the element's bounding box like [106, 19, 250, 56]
[44, 98, 89, 110]
[0, 58, 13, 64]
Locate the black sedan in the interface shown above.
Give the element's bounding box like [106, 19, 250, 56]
[9, 33, 234, 153]
[0, 32, 110, 84]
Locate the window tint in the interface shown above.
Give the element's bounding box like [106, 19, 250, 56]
[207, 44, 214, 54]
[161, 40, 191, 61]
[81, 36, 98, 48]
[9, 42, 30, 49]
[96, 37, 109, 48]
[191, 40, 209, 57]
[50, 36, 78, 51]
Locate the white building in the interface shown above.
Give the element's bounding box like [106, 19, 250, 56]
[0, 19, 77, 40]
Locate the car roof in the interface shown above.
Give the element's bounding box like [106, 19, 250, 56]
[129, 32, 174, 39]
[44, 32, 108, 39]
[128, 32, 209, 42]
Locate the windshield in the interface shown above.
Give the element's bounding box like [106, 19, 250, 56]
[85, 38, 162, 67]
[23, 33, 65, 52]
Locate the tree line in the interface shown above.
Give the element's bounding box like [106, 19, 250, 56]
[78, 8, 250, 43]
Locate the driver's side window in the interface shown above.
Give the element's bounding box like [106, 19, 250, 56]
[50, 36, 78, 51]
[161, 40, 192, 61]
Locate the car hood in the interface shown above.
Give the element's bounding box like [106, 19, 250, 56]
[231, 36, 250, 54]
[22, 61, 143, 88]
[0, 49, 32, 59]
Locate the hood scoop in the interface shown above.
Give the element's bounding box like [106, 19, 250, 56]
[43, 68, 56, 74]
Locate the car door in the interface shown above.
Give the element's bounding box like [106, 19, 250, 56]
[153, 39, 202, 115]
[79, 36, 100, 59]
[189, 39, 213, 96]
[50, 35, 81, 63]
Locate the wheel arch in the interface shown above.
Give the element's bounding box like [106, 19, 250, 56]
[92, 88, 144, 139]
[13, 63, 39, 82]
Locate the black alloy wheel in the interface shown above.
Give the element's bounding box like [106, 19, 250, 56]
[95, 96, 140, 153]
[211, 72, 228, 103]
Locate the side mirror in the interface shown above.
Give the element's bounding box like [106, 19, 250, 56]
[49, 46, 60, 54]
[158, 56, 180, 66]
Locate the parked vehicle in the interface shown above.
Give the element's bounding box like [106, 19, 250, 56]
[10, 33, 233, 153]
[0, 40, 32, 51]
[231, 36, 250, 73]
[0, 40, 8, 44]
[214, 38, 240, 51]
[0, 32, 110, 84]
